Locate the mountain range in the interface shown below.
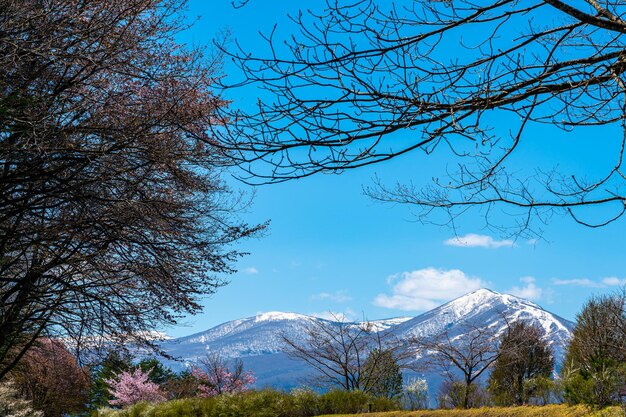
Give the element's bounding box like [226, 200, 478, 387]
[157, 289, 575, 391]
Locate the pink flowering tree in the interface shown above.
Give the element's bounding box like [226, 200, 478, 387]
[105, 368, 166, 407]
[192, 353, 255, 397]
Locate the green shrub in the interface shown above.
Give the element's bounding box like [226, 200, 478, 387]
[147, 398, 215, 417]
[128, 402, 153, 417]
[96, 395, 626, 417]
[317, 389, 399, 414]
[290, 388, 321, 417]
[194, 398, 218, 417]
[563, 371, 595, 406]
[369, 395, 402, 412]
[213, 390, 295, 417]
[94, 387, 402, 417]
[94, 408, 125, 417]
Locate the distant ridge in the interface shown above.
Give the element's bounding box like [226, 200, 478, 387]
[157, 288, 574, 389]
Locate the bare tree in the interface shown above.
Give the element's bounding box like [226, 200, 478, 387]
[214, 0, 626, 235]
[282, 315, 410, 392]
[0, 0, 263, 380]
[414, 324, 500, 409]
[192, 352, 255, 396]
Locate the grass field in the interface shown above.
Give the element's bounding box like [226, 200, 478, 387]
[316, 404, 623, 417]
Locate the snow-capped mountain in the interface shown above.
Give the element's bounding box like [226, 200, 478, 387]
[161, 312, 322, 363]
[391, 289, 573, 361]
[158, 289, 574, 389]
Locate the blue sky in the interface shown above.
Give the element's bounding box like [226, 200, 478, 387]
[165, 0, 626, 337]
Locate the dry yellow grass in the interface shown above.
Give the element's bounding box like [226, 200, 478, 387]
[316, 404, 624, 417]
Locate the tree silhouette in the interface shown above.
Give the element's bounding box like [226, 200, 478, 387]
[415, 324, 500, 409]
[282, 315, 410, 392]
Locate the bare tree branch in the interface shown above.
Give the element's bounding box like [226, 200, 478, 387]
[212, 0, 626, 235]
[282, 314, 412, 392]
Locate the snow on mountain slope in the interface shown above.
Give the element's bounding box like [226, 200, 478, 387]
[362, 317, 412, 332]
[394, 288, 573, 336]
[160, 312, 322, 365]
[163, 312, 414, 364]
[158, 289, 574, 388]
[391, 289, 574, 362]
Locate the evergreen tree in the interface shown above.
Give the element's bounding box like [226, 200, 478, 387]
[88, 352, 132, 411]
[562, 293, 626, 407]
[137, 359, 176, 386]
[488, 322, 554, 406]
[161, 370, 199, 400]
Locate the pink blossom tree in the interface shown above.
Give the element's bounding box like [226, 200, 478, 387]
[105, 368, 166, 407]
[192, 354, 255, 397]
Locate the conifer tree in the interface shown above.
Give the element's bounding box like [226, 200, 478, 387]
[488, 322, 554, 406]
[88, 352, 133, 411]
[562, 293, 626, 407]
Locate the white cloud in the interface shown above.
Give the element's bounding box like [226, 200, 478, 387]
[553, 278, 605, 288]
[507, 276, 542, 301]
[444, 234, 514, 249]
[241, 267, 259, 275]
[312, 290, 352, 303]
[374, 267, 487, 311]
[552, 276, 626, 288]
[602, 277, 626, 286]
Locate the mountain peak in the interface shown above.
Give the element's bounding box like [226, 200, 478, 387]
[470, 287, 498, 295]
[253, 311, 310, 322]
[449, 288, 542, 310]
[443, 288, 505, 315]
[464, 288, 500, 299]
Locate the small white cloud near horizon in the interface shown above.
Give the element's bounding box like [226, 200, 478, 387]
[444, 233, 514, 249]
[553, 278, 599, 287]
[374, 267, 488, 311]
[507, 276, 542, 301]
[552, 276, 626, 288]
[602, 277, 626, 286]
[312, 290, 352, 303]
[241, 267, 259, 275]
